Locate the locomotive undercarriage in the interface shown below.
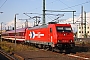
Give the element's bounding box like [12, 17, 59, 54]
[53, 43, 75, 53]
[25, 40, 75, 53]
[56, 43, 75, 49]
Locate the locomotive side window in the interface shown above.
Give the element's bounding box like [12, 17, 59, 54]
[50, 28, 52, 33]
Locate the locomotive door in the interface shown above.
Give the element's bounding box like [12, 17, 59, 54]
[49, 27, 55, 48]
[50, 28, 53, 43]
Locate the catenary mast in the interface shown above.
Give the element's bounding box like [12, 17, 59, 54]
[43, 0, 46, 25]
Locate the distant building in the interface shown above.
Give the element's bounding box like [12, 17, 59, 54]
[77, 24, 90, 38]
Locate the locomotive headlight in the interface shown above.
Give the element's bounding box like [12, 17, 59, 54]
[58, 40, 61, 43]
[70, 40, 73, 42]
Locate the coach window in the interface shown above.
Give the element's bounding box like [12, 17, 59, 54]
[18, 33, 19, 36]
[50, 28, 52, 33]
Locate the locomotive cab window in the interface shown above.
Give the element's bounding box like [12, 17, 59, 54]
[56, 26, 72, 32]
[64, 27, 72, 32]
[56, 27, 63, 32]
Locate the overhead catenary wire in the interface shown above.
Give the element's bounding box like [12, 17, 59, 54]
[60, 0, 90, 10]
[29, 0, 57, 13]
[23, 0, 90, 23]
[32, 0, 90, 12]
[46, 15, 53, 20]
[22, 0, 90, 25]
[0, 0, 7, 9]
[58, 0, 73, 10]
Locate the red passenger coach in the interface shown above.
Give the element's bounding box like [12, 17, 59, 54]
[2, 28, 27, 42]
[25, 22, 75, 51]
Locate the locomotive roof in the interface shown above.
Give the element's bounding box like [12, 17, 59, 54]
[55, 23, 71, 26]
[28, 25, 48, 30]
[28, 23, 71, 30]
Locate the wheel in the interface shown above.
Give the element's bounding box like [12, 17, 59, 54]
[51, 47, 55, 52]
[65, 49, 71, 54]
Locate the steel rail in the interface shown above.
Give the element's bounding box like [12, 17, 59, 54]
[0, 50, 15, 60]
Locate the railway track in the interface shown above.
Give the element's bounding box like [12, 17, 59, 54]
[1, 40, 90, 60]
[0, 50, 15, 60]
[39, 46, 90, 60]
[47, 50, 90, 60]
[67, 53, 90, 60]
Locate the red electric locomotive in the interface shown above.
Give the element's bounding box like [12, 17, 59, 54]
[25, 22, 75, 51]
[1, 22, 75, 51]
